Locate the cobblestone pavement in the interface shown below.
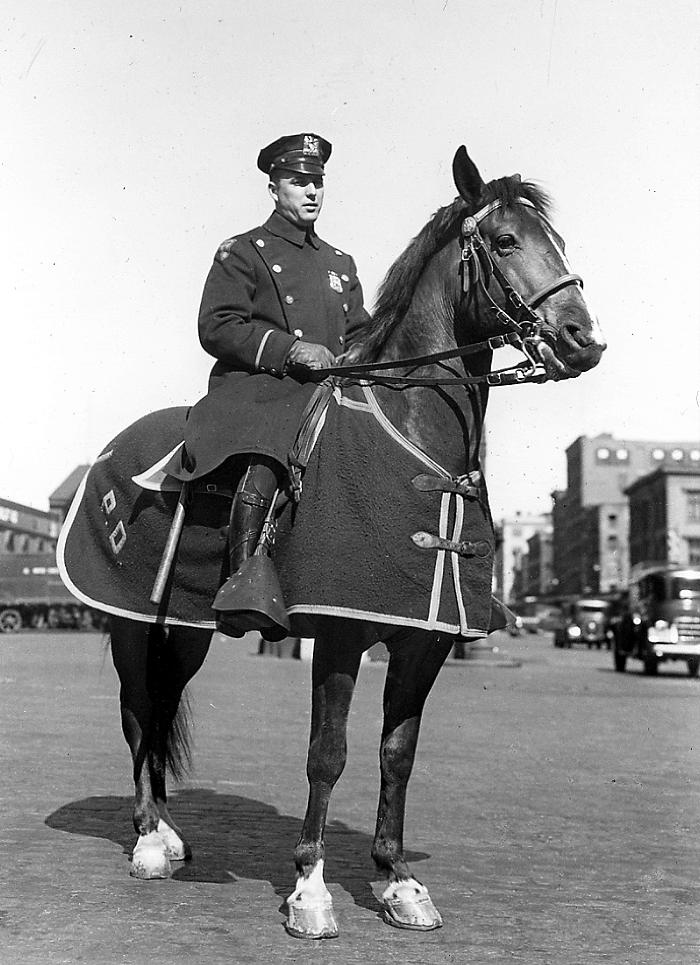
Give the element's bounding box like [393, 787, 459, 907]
[1, 629, 699, 964]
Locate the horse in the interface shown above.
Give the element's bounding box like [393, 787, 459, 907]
[58, 145, 605, 939]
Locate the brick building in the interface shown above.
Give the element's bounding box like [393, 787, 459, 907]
[625, 467, 700, 568]
[552, 434, 700, 596]
[524, 526, 554, 598]
[0, 466, 88, 555]
[494, 512, 550, 605]
[49, 465, 90, 524]
[0, 498, 61, 554]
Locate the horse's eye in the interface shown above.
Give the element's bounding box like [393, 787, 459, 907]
[495, 234, 516, 251]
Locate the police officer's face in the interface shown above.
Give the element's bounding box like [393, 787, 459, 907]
[269, 173, 325, 228]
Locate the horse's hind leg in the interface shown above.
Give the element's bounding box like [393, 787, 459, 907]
[285, 617, 373, 940]
[150, 625, 211, 859]
[372, 628, 453, 931]
[109, 617, 210, 878]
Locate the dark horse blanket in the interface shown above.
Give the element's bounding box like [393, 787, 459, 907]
[58, 386, 498, 638]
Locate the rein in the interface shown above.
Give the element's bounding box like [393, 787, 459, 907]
[318, 197, 583, 388]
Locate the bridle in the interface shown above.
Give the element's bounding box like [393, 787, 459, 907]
[319, 197, 584, 388]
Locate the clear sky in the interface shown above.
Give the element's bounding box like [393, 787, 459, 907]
[2, 0, 699, 521]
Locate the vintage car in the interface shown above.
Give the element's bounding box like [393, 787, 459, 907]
[553, 598, 613, 649]
[612, 565, 700, 676]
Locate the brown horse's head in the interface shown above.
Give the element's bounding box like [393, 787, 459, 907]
[452, 146, 606, 380]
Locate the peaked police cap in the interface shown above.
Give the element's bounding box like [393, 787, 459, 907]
[257, 133, 332, 176]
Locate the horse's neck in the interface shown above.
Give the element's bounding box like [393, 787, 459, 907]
[371, 264, 490, 477]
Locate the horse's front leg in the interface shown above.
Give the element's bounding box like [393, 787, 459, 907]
[285, 618, 372, 940]
[373, 628, 453, 931]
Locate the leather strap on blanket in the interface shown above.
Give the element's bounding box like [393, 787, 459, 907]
[288, 380, 336, 500]
[412, 470, 484, 500]
[411, 530, 491, 558]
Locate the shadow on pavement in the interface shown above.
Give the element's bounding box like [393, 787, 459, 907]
[45, 787, 429, 913]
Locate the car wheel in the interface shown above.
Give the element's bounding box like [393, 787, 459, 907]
[0, 608, 22, 633]
[687, 658, 700, 678]
[613, 650, 627, 673]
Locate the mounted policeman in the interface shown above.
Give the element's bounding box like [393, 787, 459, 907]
[168, 132, 371, 637]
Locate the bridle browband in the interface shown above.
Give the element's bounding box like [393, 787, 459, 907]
[317, 197, 584, 388]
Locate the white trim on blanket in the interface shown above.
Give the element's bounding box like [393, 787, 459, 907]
[287, 603, 487, 637]
[450, 493, 469, 635]
[428, 494, 449, 624]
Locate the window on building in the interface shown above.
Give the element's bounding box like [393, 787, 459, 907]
[688, 538, 700, 566]
[607, 513, 618, 526]
[686, 491, 700, 523]
[597, 446, 629, 464]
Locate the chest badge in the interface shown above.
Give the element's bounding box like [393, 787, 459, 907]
[328, 270, 343, 293]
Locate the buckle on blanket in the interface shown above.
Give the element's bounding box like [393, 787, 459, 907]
[412, 531, 491, 558]
[411, 471, 483, 499]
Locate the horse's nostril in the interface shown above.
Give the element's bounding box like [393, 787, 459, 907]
[562, 320, 594, 350]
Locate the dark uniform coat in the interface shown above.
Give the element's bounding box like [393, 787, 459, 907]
[172, 210, 370, 480]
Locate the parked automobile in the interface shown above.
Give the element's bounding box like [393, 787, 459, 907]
[0, 553, 106, 632]
[612, 565, 700, 676]
[553, 598, 613, 649]
[509, 601, 562, 635]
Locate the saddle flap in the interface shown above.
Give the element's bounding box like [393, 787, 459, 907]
[132, 442, 186, 492]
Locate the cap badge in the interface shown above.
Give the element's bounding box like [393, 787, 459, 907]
[303, 135, 320, 157]
[328, 270, 343, 293]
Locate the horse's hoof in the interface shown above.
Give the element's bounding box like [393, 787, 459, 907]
[284, 901, 339, 940]
[130, 832, 172, 879]
[382, 881, 443, 931]
[157, 818, 191, 861]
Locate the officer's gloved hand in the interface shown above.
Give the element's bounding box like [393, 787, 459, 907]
[285, 340, 336, 379]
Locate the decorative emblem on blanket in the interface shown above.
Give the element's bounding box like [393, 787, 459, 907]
[109, 520, 127, 555]
[328, 270, 343, 293]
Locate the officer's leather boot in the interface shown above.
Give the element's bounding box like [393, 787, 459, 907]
[227, 459, 279, 576]
[213, 458, 289, 640]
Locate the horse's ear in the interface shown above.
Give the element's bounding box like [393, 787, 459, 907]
[452, 146, 484, 202]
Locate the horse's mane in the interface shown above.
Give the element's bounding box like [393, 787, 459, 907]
[352, 176, 552, 362]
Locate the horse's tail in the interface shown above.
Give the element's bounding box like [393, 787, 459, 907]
[146, 623, 193, 783]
